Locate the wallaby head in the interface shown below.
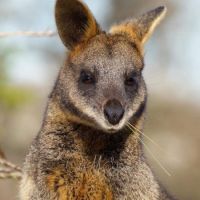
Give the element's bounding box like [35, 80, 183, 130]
[54, 0, 166, 133]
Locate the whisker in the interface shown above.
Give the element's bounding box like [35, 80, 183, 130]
[127, 122, 164, 153]
[126, 124, 172, 177]
[126, 124, 137, 135]
[139, 138, 171, 177]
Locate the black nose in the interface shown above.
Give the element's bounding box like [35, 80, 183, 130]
[104, 99, 124, 125]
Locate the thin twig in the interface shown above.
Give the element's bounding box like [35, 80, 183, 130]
[0, 171, 22, 180]
[0, 31, 57, 38]
[0, 149, 5, 159]
[0, 148, 22, 180]
[0, 158, 22, 172]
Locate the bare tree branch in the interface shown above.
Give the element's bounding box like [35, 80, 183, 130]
[0, 30, 57, 38]
[0, 158, 22, 172]
[0, 171, 22, 180]
[0, 148, 22, 180]
[0, 149, 5, 159]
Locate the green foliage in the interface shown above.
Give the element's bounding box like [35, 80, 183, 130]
[0, 83, 33, 110]
[0, 45, 34, 110]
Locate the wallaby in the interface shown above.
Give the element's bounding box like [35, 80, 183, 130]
[20, 0, 176, 199]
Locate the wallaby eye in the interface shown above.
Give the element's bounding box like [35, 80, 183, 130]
[125, 72, 138, 86]
[125, 77, 136, 86]
[80, 70, 95, 84]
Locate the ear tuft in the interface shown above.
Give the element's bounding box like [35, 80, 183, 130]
[110, 6, 167, 45]
[55, 0, 101, 50]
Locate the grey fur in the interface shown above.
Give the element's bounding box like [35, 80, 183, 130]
[20, 1, 176, 199]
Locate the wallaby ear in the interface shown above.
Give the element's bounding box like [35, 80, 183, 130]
[110, 6, 167, 45]
[55, 0, 101, 50]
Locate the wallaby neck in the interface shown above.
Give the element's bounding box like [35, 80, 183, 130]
[41, 98, 145, 165]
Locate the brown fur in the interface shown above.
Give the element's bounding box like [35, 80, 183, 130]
[110, 6, 167, 45]
[20, 1, 176, 199]
[55, 0, 101, 49]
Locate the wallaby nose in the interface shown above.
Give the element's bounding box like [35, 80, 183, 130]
[104, 99, 124, 125]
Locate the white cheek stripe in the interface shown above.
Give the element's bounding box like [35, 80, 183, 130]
[68, 87, 145, 131]
[68, 90, 107, 126]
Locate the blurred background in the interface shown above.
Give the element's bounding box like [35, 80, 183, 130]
[0, 0, 200, 199]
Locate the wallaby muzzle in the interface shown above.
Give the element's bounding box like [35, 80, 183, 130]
[104, 99, 124, 125]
